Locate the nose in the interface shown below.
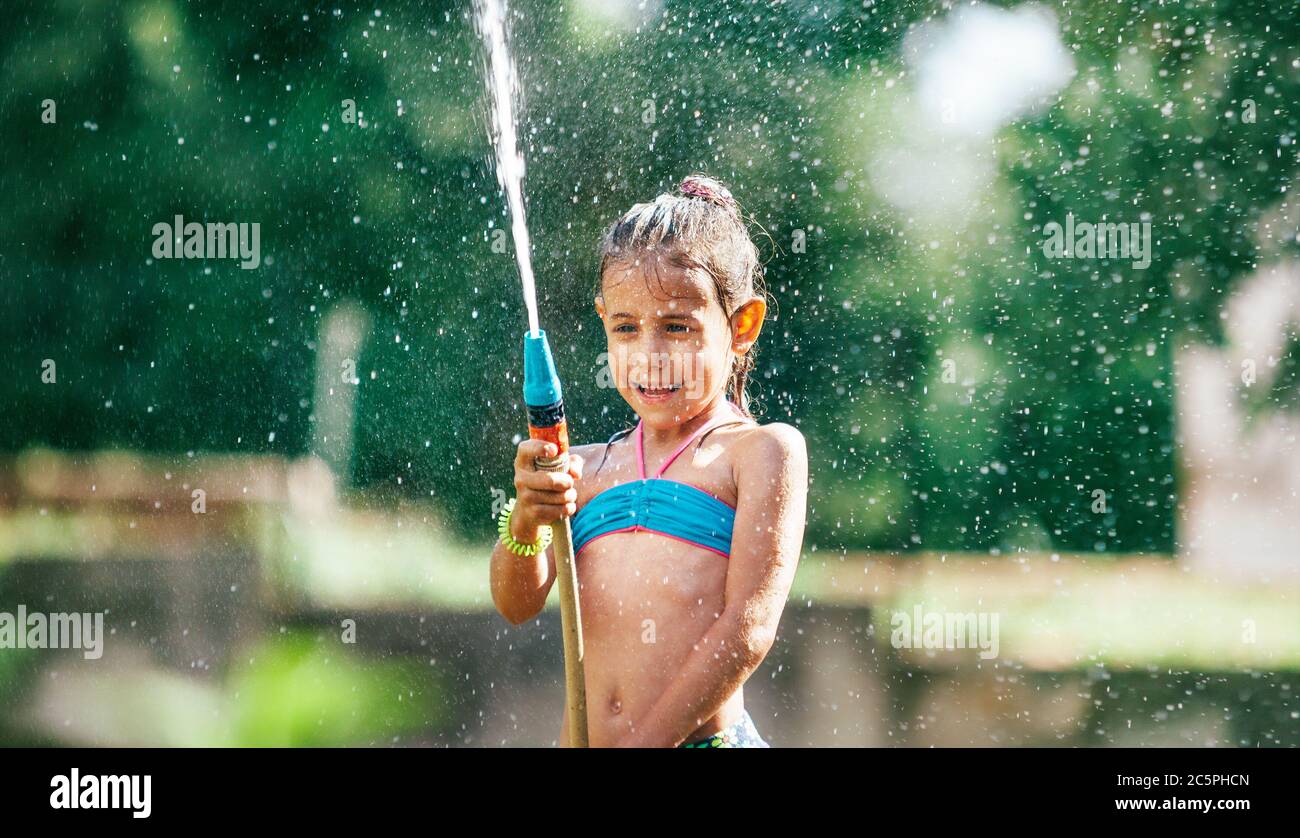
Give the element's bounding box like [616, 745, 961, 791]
[641, 347, 679, 389]
[618, 339, 658, 384]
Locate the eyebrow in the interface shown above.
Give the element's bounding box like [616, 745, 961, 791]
[610, 311, 699, 320]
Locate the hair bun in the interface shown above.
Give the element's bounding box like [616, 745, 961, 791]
[678, 174, 738, 212]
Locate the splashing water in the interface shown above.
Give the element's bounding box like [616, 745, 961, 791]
[475, 0, 539, 337]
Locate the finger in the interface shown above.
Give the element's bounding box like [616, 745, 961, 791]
[520, 487, 576, 506]
[530, 503, 573, 523]
[516, 470, 573, 492]
[516, 439, 558, 466]
[567, 453, 584, 480]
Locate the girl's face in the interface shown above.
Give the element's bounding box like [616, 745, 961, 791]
[595, 257, 763, 427]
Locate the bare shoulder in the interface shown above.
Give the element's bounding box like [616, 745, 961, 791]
[569, 423, 636, 459]
[567, 441, 605, 460]
[567, 435, 635, 478]
[565, 441, 605, 470]
[732, 420, 807, 471]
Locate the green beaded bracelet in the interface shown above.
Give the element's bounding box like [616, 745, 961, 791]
[497, 497, 553, 556]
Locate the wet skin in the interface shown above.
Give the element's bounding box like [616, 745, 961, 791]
[556, 416, 754, 747]
[492, 257, 807, 747]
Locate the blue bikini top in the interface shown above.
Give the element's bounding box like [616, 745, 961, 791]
[571, 404, 753, 558]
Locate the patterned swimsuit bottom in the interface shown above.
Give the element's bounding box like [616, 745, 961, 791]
[679, 710, 770, 748]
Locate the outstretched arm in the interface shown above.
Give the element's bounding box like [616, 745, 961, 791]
[616, 423, 808, 747]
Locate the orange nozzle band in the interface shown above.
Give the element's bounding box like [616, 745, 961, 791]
[529, 421, 569, 455]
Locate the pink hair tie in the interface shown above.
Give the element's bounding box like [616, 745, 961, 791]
[679, 175, 738, 211]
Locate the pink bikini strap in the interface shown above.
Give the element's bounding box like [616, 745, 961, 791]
[635, 400, 752, 480]
[634, 421, 648, 480]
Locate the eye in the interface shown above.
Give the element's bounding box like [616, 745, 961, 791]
[666, 323, 690, 333]
[613, 323, 636, 333]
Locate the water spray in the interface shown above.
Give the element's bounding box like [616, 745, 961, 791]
[476, 0, 588, 747]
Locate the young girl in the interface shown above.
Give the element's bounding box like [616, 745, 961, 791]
[490, 175, 808, 748]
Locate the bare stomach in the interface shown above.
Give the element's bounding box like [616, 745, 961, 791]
[555, 530, 744, 747]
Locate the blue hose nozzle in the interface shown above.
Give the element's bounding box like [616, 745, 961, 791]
[523, 329, 563, 408]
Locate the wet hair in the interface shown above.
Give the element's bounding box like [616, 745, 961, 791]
[596, 174, 768, 418]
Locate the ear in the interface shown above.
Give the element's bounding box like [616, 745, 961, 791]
[594, 296, 606, 320]
[730, 297, 766, 354]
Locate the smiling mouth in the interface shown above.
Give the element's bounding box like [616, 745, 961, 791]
[635, 382, 680, 400]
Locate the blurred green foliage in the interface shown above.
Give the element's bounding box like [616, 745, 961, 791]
[2, 0, 1297, 557]
[228, 631, 446, 746]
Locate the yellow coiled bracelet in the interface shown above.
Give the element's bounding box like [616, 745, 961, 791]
[496, 497, 553, 556]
